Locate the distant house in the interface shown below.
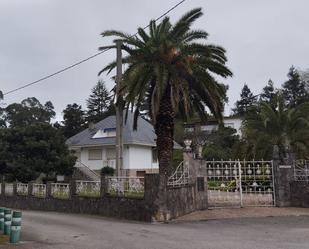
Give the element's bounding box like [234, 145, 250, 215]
[66, 113, 181, 178]
[184, 116, 243, 136]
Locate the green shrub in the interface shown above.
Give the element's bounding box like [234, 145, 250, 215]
[101, 166, 115, 176]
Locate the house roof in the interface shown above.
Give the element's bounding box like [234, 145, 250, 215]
[66, 113, 182, 149]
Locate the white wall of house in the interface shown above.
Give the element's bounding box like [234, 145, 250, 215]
[75, 144, 158, 171]
[127, 145, 158, 170]
[199, 117, 243, 136]
[224, 118, 242, 136]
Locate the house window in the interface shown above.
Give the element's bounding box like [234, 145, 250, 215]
[92, 128, 116, 139]
[104, 128, 116, 137]
[152, 148, 158, 163]
[88, 149, 102, 160]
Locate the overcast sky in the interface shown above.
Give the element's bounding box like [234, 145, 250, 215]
[1, 0, 308, 120]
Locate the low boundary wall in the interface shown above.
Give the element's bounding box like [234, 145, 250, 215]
[0, 195, 151, 221]
[290, 181, 309, 208]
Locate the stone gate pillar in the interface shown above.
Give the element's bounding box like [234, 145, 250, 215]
[273, 145, 294, 207]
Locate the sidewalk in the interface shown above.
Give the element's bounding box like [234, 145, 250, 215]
[176, 207, 309, 222]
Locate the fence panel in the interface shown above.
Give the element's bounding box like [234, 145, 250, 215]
[294, 160, 309, 182]
[76, 181, 101, 197]
[5, 183, 14, 196]
[206, 160, 275, 208]
[51, 183, 70, 199]
[17, 183, 28, 196]
[107, 177, 144, 198]
[32, 184, 46, 198]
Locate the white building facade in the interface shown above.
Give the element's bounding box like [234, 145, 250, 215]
[66, 114, 170, 177]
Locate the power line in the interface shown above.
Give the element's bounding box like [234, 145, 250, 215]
[3, 0, 186, 96]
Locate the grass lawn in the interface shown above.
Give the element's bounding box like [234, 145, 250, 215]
[0, 234, 9, 244]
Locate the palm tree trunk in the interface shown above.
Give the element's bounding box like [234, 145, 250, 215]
[155, 84, 175, 188]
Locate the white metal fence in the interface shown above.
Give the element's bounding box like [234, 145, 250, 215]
[293, 160, 309, 182]
[5, 183, 14, 196]
[167, 161, 190, 187]
[206, 160, 275, 208]
[17, 183, 28, 195]
[51, 183, 70, 199]
[32, 184, 46, 198]
[107, 177, 144, 197]
[76, 180, 101, 197]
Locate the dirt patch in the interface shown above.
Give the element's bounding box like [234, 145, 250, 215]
[176, 207, 309, 222]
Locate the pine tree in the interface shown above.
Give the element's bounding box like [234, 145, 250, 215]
[0, 91, 4, 127]
[62, 103, 85, 138]
[282, 66, 309, 107]
[86, 80, 114, 123]
[232, 84, 257, 116]
[260, 79, 278, 109]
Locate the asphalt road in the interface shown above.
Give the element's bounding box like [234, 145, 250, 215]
[2, 210, 309, 249]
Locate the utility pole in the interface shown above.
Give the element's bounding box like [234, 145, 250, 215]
[115, 40, 124, 177]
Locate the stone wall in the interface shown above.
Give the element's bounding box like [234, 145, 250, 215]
[0, 152, 209, 222]
[148, 153, 208, 221]
[0, 195, 151, 221]
[290, 182, 309, 208]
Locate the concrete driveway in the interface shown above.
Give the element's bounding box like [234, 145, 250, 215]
[2, 209, 309, 249]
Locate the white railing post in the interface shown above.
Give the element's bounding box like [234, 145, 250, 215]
[238, 160, 243, 207]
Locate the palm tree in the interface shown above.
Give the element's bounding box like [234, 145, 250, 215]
[243, 94, 309, 159]
[99, 8, 232, 185]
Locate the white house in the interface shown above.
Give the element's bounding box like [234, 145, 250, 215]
[184, 116, 243, 136]
[66, 113, 181, 178]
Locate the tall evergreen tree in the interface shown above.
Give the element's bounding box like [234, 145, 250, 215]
[0, 91, 5, 127]
[260, 79, 277, 108]
[62, 103, 85, 138]
[282, 66, 309, 107]
[232, 84, 257, 116]
[86, 80, 114, 123]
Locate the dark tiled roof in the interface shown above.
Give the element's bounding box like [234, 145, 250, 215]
[66, 113, 182, 149]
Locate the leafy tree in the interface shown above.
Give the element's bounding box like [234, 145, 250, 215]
[99, 8, 232, 183]
[62, 103, 85, 138]
[202, 127, 239, 160]
[86, 80, 114, 123]
[242, 94, 309, 159]
[4, 97, 55, 127]
[282, 66, 309, 107]
[232, 84, 257, 116]
[0, 123, 76, 182]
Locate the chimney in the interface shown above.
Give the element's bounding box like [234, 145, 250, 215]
[88, 122, 95, 131]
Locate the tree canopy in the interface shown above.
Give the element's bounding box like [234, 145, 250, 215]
[86, 80, 114, 123]
[4, 97, 55, 128]
[282, 66, 309, 107]
[99, 8, 232, 179]
[232, 84, 257, 116]
[0, 123, 76, 182]
[242, 94, 309, 159]
[61, 103, 85, 138]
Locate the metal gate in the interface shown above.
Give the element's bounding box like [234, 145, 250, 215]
[206, 160, 275, 208]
